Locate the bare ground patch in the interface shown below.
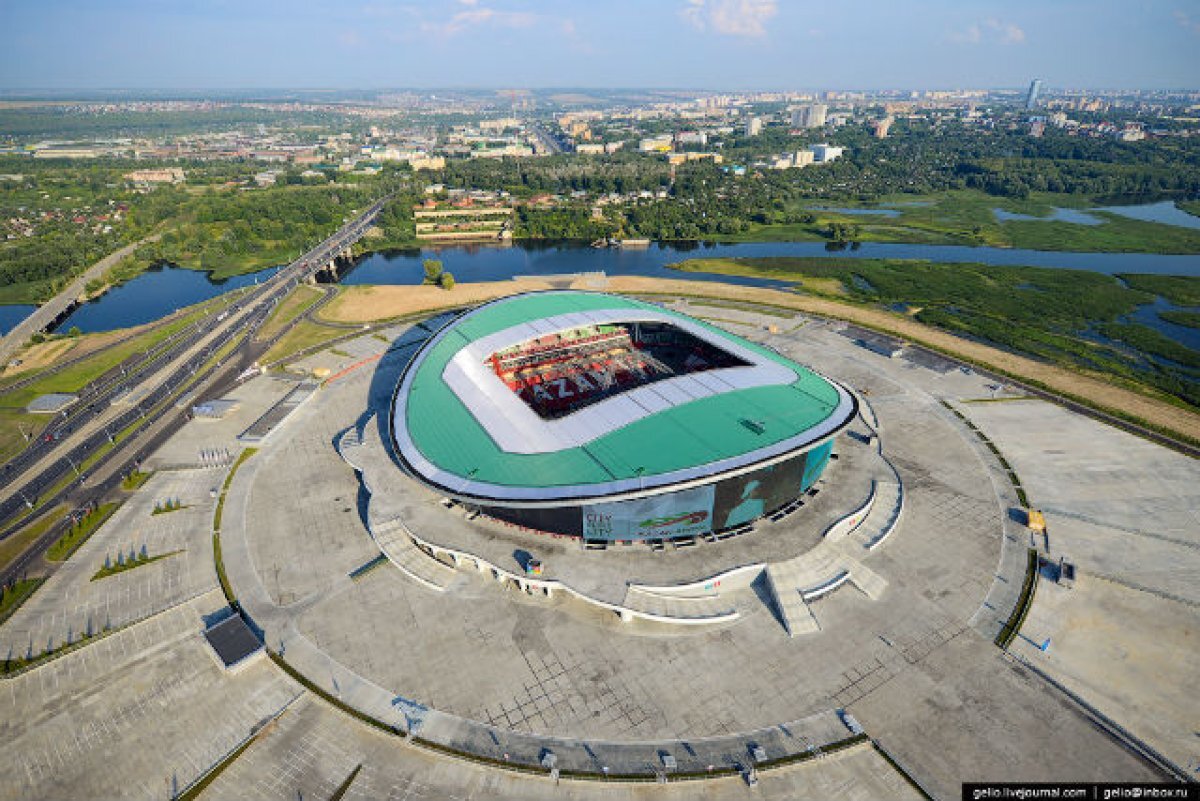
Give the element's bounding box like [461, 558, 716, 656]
[318, 279, 555, 324]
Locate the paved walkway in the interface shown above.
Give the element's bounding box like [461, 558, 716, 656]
[220, 444, 859, 777]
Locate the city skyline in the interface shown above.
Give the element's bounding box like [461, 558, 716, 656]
[1, 0, 1197, 91]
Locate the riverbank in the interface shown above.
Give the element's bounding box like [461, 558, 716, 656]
[0, 234, 161, 366]
[678, 192, 1200, 254]
[316, 275, 1200, 447]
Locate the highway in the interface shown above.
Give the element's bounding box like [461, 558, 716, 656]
[529, 122, 569, 155]
[0, 197, 389, 580]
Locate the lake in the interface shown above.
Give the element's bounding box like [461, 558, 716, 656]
[0, 304, 37, 337]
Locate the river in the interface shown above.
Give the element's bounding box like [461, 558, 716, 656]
[8, 236, 1200, 338]
[0, 304, 37, 338]
[51, 262, 280, 334]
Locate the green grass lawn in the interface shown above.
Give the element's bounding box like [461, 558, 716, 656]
[2, 290, 242, 409]
[262, 319, 349, 365]
[46, 502, 118, 562]
[256, 284, 324, 342]
[121, 469, 154, 491]
[0, 408, 51, 465]
[0, 505, 66, 572]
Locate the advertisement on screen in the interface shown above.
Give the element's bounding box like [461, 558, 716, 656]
[582, 485, 715, 541]
[712, 455, 806, 530]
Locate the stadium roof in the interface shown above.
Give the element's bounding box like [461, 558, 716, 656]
[391, 291, 856, 503]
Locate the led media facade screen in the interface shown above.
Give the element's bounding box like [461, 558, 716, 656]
[711, 454, 807, 530]
[482, 440, 836, 540]
[583, 485, 715, 541]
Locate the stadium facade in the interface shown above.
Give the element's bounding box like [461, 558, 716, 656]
[390, 291, 857, 542]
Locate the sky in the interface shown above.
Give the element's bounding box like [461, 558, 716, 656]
[1, 0, 1197, 91]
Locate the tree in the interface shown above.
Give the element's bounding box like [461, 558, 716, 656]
[440, 272, 455, 290]
[423, 259, 444, 285]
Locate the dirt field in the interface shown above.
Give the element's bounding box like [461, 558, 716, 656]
[318, 279, 555, 324]
[3, 339, 77, 375]
[3, 326, 142, 379]
[316, 275, 1199, 444]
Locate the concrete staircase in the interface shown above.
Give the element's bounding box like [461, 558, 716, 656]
[847, 480, 903, 551]
[621, 586, 740, 625]
[369, 516, 456, 592]
[764, 565, 820, 636]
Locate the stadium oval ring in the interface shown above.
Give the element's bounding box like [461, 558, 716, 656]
[390, 291, 858, 541]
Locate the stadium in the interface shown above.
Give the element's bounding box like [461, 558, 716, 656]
[390, 290, 858, 542]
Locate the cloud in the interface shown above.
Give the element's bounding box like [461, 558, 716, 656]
[682, 0, 778, 38]
[950, 18, 1025, 45]
[421, 5, 538, 36]
[1176, 10, 1200, 35]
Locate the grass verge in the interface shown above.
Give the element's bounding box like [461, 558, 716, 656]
[0, 504, 67, 572]
[261, 320, 349, 365]
[45, 502, 118, 562]
[175, 720, 270, 801]
[120, 470, 153, 491]
[0, 578, 45, 626]
[871, 740, 934, 800]
[213, 447, 257, 533]
[255, 284, 324, 343]
[329, 764, 363, 801]
[91, 549, 183, 581]
[266, 650, 404, 737]
[996, 549, 1041, 649]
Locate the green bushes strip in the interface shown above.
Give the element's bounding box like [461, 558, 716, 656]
[940, 401, 1031, 506]
[213, 447, 257, 533]
[212, 533, 236, 609]
[996, 549, 1041, 649]
[46, 502, 119, 562]
[268, 639, 871, 783]
[91, 549, 182, 581]
[175, 725, 262, 801]
[3, 623, 113, 676]
[265, 650, 404, 738]
[328, 763, 363, 801]
[0, 577, 45, 626]
[871, 740, 935, 801]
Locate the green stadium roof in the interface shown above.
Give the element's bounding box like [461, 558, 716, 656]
[391, 291, 855, 502]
